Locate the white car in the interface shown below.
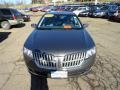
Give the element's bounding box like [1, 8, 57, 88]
[73, 6, 89, 16]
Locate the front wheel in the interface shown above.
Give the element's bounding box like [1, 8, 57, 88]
[1, 21, 11, 30]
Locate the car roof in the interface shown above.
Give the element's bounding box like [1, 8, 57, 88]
[46, 11, 75, 15]
[0, 8, 16, 10]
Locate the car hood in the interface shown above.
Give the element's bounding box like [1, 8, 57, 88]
[25, 29, 95, 56]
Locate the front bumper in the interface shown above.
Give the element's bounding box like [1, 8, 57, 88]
[8, 19, 23, 25]
[24, 54, 96, 78]
[23, 16, 30, 22]
[93, 13, 105, 17]
[79, 13, 89, 16]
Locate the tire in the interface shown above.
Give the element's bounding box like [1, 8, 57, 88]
[1, 21, 11, 30]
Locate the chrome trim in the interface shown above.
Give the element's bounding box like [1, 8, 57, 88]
[62, 52, 86, 69]
[33, 51, 86, 70]
[33, 51, 57, 69]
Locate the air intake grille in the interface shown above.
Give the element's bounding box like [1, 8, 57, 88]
[62, 52, 86, 68]
[33, 50, 86, 70]
[33, 51, 57, 69]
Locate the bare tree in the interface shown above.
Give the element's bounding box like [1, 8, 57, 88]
[32, 0, 49, 4]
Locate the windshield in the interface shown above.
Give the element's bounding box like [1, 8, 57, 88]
[109, 5, 117, 11]
[37, 13, 82, 30]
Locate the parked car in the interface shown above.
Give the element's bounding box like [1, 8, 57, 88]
[0, 8, 23, 30]
[88, 4, 106, 17]
[23, 8, 30, 12]
[57, 5, 66, 11]
[92, 9, 107, 18]
[114, 8, 120, 22]
[45, 6, 59, 12]
[31, 7, 39, 12]
[108, 6, 120, 22]
[49, 6, 59, 11]
[73, 6, 90, 16]
[23, 11, 96, 78]
[20, 12, 30, 22]
[64, 5, 72, 11]
[106, 4, 118, 18]
[78, 10, 90, 17]
[69, 5, 80, 12]
[36, 6, 43, 11]
[40, 6, 54, 12]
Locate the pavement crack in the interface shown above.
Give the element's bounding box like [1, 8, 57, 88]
[67, 77, 81, 90]
[0, 65, 16, 90]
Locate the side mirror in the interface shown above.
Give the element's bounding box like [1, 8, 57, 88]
[31, 24, 37, 28]
[83, 23, 88, 28]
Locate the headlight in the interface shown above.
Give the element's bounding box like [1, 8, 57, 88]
[24, 15, 27, 18]
[85, 47, 96, 59]
[100, 12, 105, 15]
[23, 47, 33, 58]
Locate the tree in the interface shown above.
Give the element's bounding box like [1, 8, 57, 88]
[32, 0, 49, 4]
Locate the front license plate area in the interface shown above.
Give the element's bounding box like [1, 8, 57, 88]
[51, 71, 68, 79]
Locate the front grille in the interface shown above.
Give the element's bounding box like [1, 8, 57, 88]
[62, 52, 86, 68]
[33, 50, 86, 70]
[33, 51, 57, 69]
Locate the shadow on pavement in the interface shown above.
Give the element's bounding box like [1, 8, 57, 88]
[30, 74, 49, 90]
[12, 23, 26, 29]
[0, 32, 11, 43]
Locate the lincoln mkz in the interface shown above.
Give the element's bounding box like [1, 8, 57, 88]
[23, 11, 96, 78]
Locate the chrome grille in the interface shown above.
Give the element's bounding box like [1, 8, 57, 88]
[62, 52, 86, 68]
[33, 50, 86, 70]
[33, 51, 57, 69]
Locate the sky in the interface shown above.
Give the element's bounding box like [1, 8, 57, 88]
[1, 0, 32, 4]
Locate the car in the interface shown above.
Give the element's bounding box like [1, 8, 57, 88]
[106, 4, 118, 18]
[19, 12, 30, 22]
[23, 8, 30, 12]
[114, 9, 120, 22]
[57, 5, 66, 11]
[0, 8, 23, 30]
[88, 4, 106, 17]
[106, 4, 118, 19]
[44, 6, 59, 12]
[69, 5, 80, 12]
[73, 6, 90, 16]
[108, 6, 120, 22]
[78, 10, 90, 17]
[31, 7, 39, 12]
[40, 6, 54, 12]
[23, 11, 96, 78]
[92, 9, 107, 18]
[63, 5, 74, 12]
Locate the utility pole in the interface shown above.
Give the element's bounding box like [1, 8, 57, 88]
[53, 0, 56, 6]
[95, 0, 98, 5]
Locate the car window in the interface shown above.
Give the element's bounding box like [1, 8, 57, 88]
[38, 14, 82, 30]
[109, 5, 117, 10]
[78, 7, 86, 10]
[11, 9, 21, 15]
[101, 6, 108, 10]
[0, 9, 11, 15]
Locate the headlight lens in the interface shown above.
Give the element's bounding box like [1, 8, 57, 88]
[85, 47, 96, 59]
[24, 15, 27, 18]
[23, 47, 33, 58]
[100, 12, 103, 14]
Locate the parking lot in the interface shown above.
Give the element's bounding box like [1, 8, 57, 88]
[0, 14, 120, 90]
